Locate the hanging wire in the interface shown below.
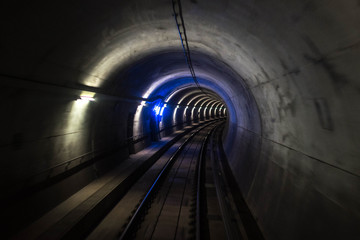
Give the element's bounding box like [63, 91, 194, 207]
[171, 0, 208, 96]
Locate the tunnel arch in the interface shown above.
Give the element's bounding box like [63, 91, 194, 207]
[132, 80, 231, 142]
[204, 100, 217, 119]
[1, 1, 359, 239]
[120, 51, 256, 145]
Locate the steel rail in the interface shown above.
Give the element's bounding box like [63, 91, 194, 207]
[118, 120, 221, 240]
[195, 122, 223, 240]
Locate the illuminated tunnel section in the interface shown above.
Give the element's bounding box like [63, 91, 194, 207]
[121, 51, 262, 214]
[131, 74, 228, 147]
[117, 50, 256, 155]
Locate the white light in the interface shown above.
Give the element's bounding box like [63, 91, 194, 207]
[154, 106, 161, 115]
[78, 95, 95, 102]
[160, 106, 165, 116]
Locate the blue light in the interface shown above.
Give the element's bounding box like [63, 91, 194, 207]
[154, 105, 161, 115]
[153, 102, 167, 117]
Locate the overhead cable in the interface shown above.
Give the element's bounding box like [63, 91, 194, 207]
[171, 0, 208, 96]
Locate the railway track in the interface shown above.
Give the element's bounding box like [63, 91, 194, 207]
[14, 118, 263, 240]
[85, 121, 221, 240]
[87, 119, 261, 240]
[118, 122, 219, 240]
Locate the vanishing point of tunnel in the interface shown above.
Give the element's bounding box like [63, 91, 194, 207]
[1, 0, 359, 239]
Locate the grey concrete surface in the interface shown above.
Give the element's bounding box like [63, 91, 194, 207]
[1, 0, 359, 239]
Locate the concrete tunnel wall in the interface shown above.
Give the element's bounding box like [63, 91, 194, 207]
[1, 0, 360, 239]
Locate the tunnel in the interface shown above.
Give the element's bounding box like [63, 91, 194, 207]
[1, 0, 359, 239]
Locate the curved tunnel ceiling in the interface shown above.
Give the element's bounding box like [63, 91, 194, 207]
[105, 49, 245, 136]
[1, 0, 360, 239]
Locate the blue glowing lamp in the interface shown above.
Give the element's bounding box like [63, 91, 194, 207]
[153, 105, 161, 115]
[153, 103, 167, 116]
